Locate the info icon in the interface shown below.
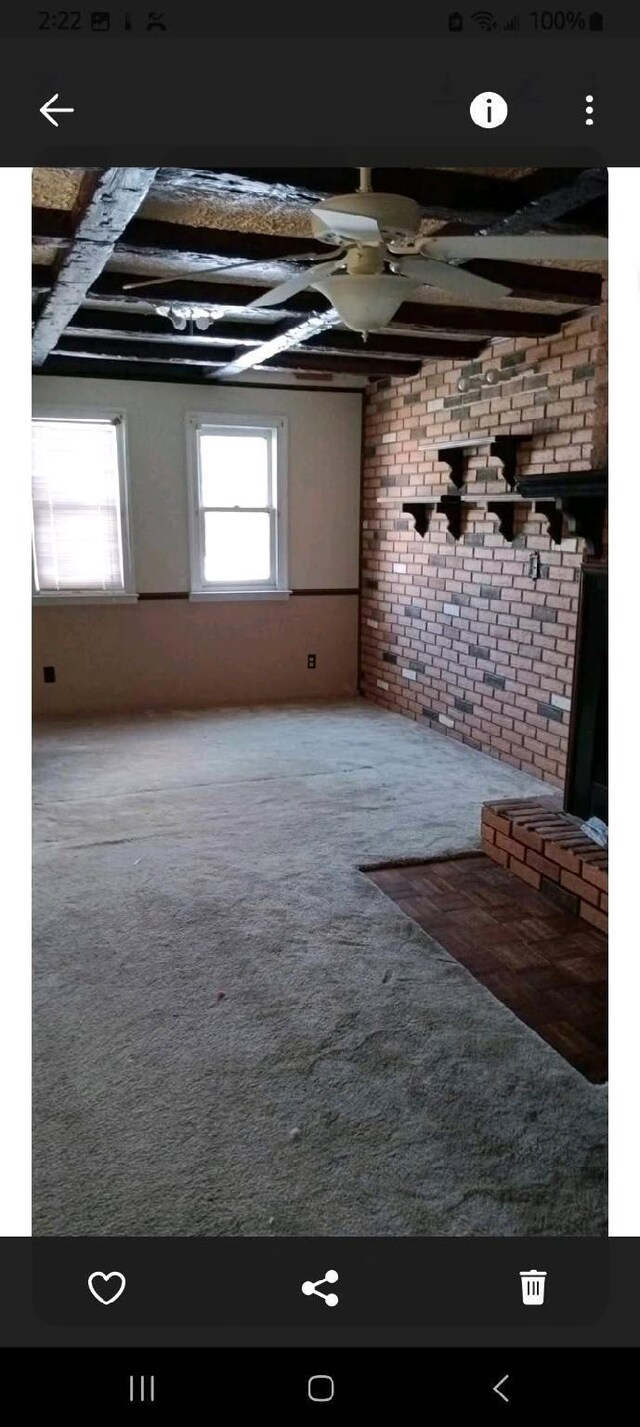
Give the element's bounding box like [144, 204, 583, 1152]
[470, 91, 508, 129]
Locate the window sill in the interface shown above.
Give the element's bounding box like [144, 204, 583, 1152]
[189, 589, 292, 603]
[33, 593, 139, 606]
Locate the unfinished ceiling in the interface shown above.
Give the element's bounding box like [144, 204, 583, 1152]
[31, 165, 607, 388]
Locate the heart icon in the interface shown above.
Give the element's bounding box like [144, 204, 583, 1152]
[88, 1270, 127, 1305]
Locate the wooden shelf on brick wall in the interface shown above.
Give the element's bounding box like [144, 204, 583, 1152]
[420, 433, 528, 491]
[396, 467, 607, 551]
[516, 469, 607, 558]
[402, 496, 462, 539]
[402, 491, 545, 542]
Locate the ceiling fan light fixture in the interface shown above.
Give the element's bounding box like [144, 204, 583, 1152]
[312, 274, 418, 335]
[157, 303, 216, 331]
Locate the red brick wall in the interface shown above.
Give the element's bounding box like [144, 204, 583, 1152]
[359, 289, 607, 790]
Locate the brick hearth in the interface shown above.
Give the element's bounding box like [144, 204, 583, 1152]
[481, 797, 608, 935]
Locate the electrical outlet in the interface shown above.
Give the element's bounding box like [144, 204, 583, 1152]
[307, 653, 317, 669]
[43, 666, 56, 684]
[528, 552, 541, 580]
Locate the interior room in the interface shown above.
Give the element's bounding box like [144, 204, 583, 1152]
[32, 165, 607, 1236]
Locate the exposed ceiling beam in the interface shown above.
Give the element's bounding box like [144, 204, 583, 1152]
[152, 166, 597, 228]
[214, 312, 342, 378]
[32, 208, 71, 260]
[458, 259, 602, 306]
[80, 274, 568, 337]
[41, 355, 225, 382]
[559, 196, 606, 235]
[32, 266, 53, 294]
[69, 314, 263, 348]
[32, 208, 74, 242]
[32, 208, 325, 264]
[302, 331, 483, 358]
[118, 218, 328, 266]
[58, 333, 425, 376]
[477, 166, 607, 239]
[50, 346, 420, 385]
[51, 333, 428, 376]
[261, 351, 422, 377]
[40, 356, 365, 389]
[89, 272, 328, 314]
[32, 169, 159, 368]
[66, 307, 484, 359]
[32, 210, 603, 305]
[52, 338, 227, 371]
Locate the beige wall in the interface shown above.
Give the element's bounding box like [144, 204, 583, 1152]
[33, 376, 362, 716]
[33, 596, 359, 717]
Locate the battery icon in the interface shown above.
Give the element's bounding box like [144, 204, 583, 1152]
[589, 11, 604, 29]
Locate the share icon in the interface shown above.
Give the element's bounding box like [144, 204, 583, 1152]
[301, 1268, 339, 1308]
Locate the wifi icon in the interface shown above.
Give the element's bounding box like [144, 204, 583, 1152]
[473, 10, 499, 29]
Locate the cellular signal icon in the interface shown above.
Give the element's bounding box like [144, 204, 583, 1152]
[504, 14, 520, 30]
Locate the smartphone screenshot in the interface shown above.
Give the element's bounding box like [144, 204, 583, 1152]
[0, 2, 638, 1411]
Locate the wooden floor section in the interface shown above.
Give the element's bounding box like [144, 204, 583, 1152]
[366, 852, 607, 1083]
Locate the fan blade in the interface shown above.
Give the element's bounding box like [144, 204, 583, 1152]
[311, 206, 381, 244]
[395, 257, 511, 300]
[426, 234, 608, 263]
[122, 250, 344, 293]
[123, 264, 260, 293]
[247, 260, 343, 310]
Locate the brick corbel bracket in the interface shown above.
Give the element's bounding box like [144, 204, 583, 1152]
[402, 470, 607, 548]
[402, 500, 435, 537]
[487, 500, 518, 542]
[517, 470, 608, 558]
[438, 494, 463, 539]
[488, 436, 527, 491]
[437, 447, 467, 490]
[402, 495, 463, 540]
[435, 434, 527, 491]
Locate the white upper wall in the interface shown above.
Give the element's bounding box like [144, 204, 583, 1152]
[32, 375, 363, 592]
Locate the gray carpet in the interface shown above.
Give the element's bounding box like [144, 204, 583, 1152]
[33, 699, 606, 1236]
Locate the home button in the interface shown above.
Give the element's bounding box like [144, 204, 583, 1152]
[308, 1374, 335, 1403]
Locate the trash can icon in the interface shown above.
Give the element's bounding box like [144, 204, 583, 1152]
[520, 1269, 547, 1305]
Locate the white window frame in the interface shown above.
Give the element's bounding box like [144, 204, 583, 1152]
[186, 411, 290, 600]
[31, 407, 136, 604]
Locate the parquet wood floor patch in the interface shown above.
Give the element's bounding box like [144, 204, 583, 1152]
[366, 852, 607, 1082]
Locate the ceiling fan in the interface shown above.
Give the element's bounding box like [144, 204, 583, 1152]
[123, 167, 607, 338]
[250, 168, 607, 335]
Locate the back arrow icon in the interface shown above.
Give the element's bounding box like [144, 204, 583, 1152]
[493, 1374, 510, 1404]
[40, 94, 75, 127]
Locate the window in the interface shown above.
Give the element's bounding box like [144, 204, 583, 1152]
[32, 415, 133, 597]
[188, 414, 288, 594]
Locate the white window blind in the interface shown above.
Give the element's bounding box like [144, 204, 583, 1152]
[32, 418, 128, 594]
